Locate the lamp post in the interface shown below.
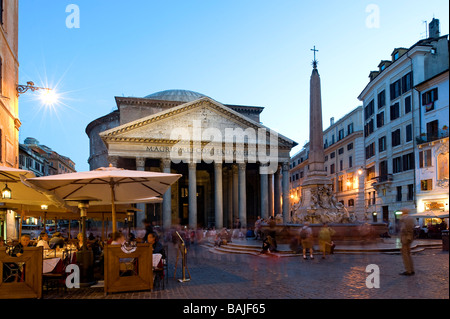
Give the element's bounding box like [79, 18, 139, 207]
[16, 81, 59, 106]
[17, 81, 49, 96]
[1, 184, 12, 199]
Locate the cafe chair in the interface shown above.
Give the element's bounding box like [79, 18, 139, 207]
[42, 251, 71, 294]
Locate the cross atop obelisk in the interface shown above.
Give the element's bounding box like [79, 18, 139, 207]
[311, 46, 319, 69]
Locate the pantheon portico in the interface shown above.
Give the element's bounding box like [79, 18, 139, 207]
[86, 90, 297, 229]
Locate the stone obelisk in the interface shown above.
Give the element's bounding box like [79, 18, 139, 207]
[302, 49, 330, 187]
[292, 48, 356, 224]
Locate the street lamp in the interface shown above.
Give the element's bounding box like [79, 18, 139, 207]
[16, 81, 59, 105]
[1, 183, 12, 199]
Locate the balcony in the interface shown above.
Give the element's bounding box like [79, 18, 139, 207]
[416, 129, 449, 145]
[370, 174, 393, 189]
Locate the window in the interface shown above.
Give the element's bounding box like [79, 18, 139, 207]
[392, 129, 401, 146]
[401, 72, 413, 94]
[393, 156, 402, 173]
[402, 153, 414, 171]
[365, 142, 375, 159]
[422, 88, 438, 111]
[426, 120, 439, 140]
[348, 199, 354, 207]
[376, 112, 384, 128]
[377, 90, 386, 109]
[348, 156, 353, 168]
[338, 129, 345, 141]
[0, 129, 2, 163]
[390, 102, 400, 121]
[347, 143, 353, 151]
[0, 56, 3, 95]
[339, 160, 343, 171]
[421, 179, 433, 191]
[338, 147, 344, 155]
[324, 155, 328, 162]
[396, 186, 402, 202]
[0, 0, 3, 25]
[419, 149, 432, 168]
[330, 152, 335, 159]
[404, 96, 411, 114]
[390, 79, 402, 100]
[438, 153, 449, 180]
[364, 100, 375, 121]
[347, 123, 354, 135]
[407, 184, 414, 201]
[330, 164, 335, 174]
[364, 119, 374, 137]
[378, 136, 386, 152]
[406, 124, 412, 142]
[367, 166, 376, 180]
[379, 160, 388, 177]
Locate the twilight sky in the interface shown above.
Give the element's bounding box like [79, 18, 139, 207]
[17, 0, 449, 171]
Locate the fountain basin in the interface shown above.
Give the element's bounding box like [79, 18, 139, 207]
[261, 223, 389, 244]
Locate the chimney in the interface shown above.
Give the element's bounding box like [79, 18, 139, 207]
[330, 117, 335, 126]
[429, 18, 440, 38]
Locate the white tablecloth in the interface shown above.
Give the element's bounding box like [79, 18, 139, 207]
[153, 254, 162, 268]
[43, 257, 60, 274]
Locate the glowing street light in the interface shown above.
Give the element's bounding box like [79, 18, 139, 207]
[38, 88, 59, 106]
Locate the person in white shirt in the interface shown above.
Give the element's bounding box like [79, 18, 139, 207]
[36, 231, 51, 250]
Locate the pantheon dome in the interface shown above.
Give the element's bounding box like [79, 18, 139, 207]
[144, 89, 210, 102]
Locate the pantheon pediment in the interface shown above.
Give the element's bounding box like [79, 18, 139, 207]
[100, 97, 296, 150]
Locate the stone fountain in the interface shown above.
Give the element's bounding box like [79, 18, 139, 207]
[262, 52, 387, 242]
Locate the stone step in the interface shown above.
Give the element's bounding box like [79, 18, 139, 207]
[201, 240, 442, 256]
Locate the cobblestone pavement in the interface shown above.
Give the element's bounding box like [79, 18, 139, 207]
[44, 242, 448, 300]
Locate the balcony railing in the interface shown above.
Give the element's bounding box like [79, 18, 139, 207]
[371, 174, 394, 186]
[416, 129, 449, 145]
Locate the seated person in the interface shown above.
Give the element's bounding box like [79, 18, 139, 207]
[49, 232, 65, 249]
[110, 232, 126, 245]
[147, 232, 166, 259]
[36, 232, 51, 250]
[10, 234, 31, 257]
[260, 235, 277, 254]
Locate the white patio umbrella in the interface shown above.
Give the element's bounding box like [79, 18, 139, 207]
[24, 165, 181, 233]
[1, 165, 69, 208]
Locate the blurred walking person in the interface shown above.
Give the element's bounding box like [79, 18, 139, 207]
[399, 208, 415, 276]
[300, 222, 314, 259]
[318, 223, 335, 259]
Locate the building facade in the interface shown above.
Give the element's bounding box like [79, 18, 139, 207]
[0, 0, 19, 168]
[414, 70, 449, 224]
[0, 0, 19, 241]
[19, 137, 76, 177]
[357, 18, 448, 229]
[86, 90, 297, 230]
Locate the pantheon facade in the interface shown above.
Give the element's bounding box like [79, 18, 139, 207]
[86, 90, 297, 229]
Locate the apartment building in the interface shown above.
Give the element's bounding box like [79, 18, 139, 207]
[357, 18, 448, 228]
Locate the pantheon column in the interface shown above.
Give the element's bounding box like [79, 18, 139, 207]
[188, 162, 197, 229]
[268, 173, 274, 217]
[226, 168, 233, 228]
[238, 163, 247, 228]
[214, 162, 223, 229]
[161, 158, 172, 230]
[282, 161, 290, 224]
[135, 157, 146, 228]
[260, 163, 269, 219]
[232, 164, 239, 224]
[274, 165, 281, 216]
